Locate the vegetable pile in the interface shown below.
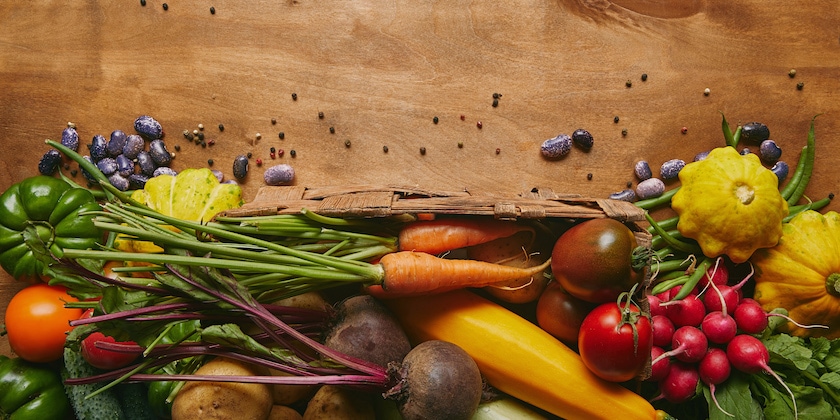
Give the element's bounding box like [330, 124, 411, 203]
[0, 112, 837, 420]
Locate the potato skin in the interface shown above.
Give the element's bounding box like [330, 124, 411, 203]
[302, 385, 375, 420]
[171, 357, 273, 420]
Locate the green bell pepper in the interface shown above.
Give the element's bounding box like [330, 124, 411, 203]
[0, 355, 73, 420]
[0, 175, 101, 279]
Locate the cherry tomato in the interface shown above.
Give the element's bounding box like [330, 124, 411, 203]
[5, 283, 83, 363]
[578, 300, 653, 383]
[551, 218, 642, 303]
[535, 282, 597, 345]
[81, 331, 140, 370]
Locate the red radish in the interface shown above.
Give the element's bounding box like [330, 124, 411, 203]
[652, 326, 708, 365]
[661, 295, 706, 327]
[734, 297, 829, 335]
[733, 298, 769, 334]
[648, 346, 671, 382]
[727, 334, 798, 419]
[651, 315, 676, 347]
[659, 361, 700, 404]
[701, 311, 738, 345]
[701, 284, 741, 314]
[699, 348, 733, 417]
[701, 258, 729, 288]
[648, 294, 666, 317]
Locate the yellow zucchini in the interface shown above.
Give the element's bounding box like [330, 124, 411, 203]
[384, 290, 658, 420]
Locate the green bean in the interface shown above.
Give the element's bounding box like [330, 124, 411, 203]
[647, 216, 679, 234]
[670, 258, 712, 301]
[651, 274, 690, 296]
[635, 187, 680, 211]
[651, 229, 684, 250]
[786, 115, 820, 206]
[645, 213, 703, 255]
[784, 193, 835, 222]
[780, 145, 809, 201]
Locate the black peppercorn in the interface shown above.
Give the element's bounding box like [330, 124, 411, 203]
[318, 111, 324, 119]
[210, 6, 215, 14]
[278, 132, 285, 140]
[162, 3, 168, 10]
[329, 127, 335, 134]
[291, 93, 297, 101]
[420, 147, 426, 155]
[383, 145, 389, 153]
[290, 149, 296, 157]
[641, 73, 648, 81]
[614, 116, 619, 123]
[218, 123, 225, 131]
[433, 116, 439, 124]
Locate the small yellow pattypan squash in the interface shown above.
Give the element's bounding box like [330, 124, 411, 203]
[115, 168, 243, 253]
[752, 210, 840, 338]
[671, 146, 788, 264]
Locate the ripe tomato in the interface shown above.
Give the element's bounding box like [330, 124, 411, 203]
[5, 283, 83, 363]
[81, 331, 140, 370]
[551, 218, 643, 303]
[578, 300, 653, 383]
[535, 282, 597, 345]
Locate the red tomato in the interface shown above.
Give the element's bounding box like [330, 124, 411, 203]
[535, 282, 597, 345]
[578, 300, 653, 383]
[81, 331, 140, 370]
[551, 218, 643, 303]
[5, 283, 83, 363]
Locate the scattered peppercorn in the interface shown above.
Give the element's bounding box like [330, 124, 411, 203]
[345, 139, 351, 148]
[329, 127, 335, 134]
[174, 144, 181, 151]
[457, 141, 463, 148]
[460, 115, 465, 121]
[270, 152, 276, 159]
[420, 147, 426, 155]
[613, 116, 619, 123]
[625, 80, 632, 88]
[271, 118, 276, 125]
[207, 159, 214, 166]
[704, 88, 711, 96]
[788, 69, 797, 78]
[162, 3, 168, 10]
[210, 6, 215, 14]
[493, 93, 500, 99]
[256, 158, 263, 166]
[247, 152, 253, 158]
[626, 181, 633, 188]
[621, 128, 628, 136]
[270, 147, 276, 153]
[277, 149, 284, 157]
[197, 132, 205, 141]
[140, 0, 146, 5]
[492, 98, 498, 107]
[218, 123, 225, 131]
[278, 132, 285, 140]
[290, 149, 296, 157]
[797, 82, 804, 90]
[200, 140, 206, 148]
[318, 111, 324, 119]
[207, 139, 215, 146]
[681, 126, 688, 134]
[383, 145, 389, 153]
[291, 93, 297, 101]
[495, 148, 501, 154]
[255, 133, 262, 140]
[476, 121, 482, 129]
[641, 73, 648, 81]
[587, 173, 593, 180]
[198, 123, 204, 131]
[433, 116, 439, 124]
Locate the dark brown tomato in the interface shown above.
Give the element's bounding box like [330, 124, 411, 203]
[550, 218, 642, 303]
[535, 282, 598, 345]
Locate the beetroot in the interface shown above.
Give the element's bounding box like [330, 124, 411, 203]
[323, 295, 412, 368]
[386, 340, 483, 420]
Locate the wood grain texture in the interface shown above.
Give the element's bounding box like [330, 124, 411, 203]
[1, 0, 839, 356]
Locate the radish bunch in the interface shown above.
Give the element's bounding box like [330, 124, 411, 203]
[647, 260, 800, 418]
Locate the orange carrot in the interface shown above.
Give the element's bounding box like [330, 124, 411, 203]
[371, 250, 551, 298]
[398, 218, 534, 254]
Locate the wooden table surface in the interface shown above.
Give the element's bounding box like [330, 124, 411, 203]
[1, 0, 839, 356]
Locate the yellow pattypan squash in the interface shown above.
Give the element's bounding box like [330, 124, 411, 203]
[671, 146, 788, 264]
[115, 168, 243, 253]
[752, 210, 840, 338]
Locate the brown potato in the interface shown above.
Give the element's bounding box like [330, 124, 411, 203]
[268, 405, 303, 420]
[269, 369, 317, 406]
[302, 385, 375, 420]
[171, 357, 273, 420]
